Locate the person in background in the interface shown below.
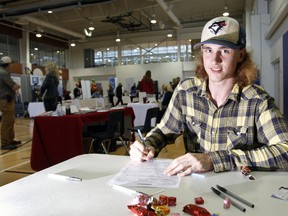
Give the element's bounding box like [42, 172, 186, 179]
[32, 84, 41, 102]
[129, 16, 288, 175]
[73, 81, 82, 99]
[140, 70, 154, 97]
[130, 83, 137, 102]
[157, 83, 173, 122]
[107, 83, 115, 107]
[115, 83, 124, 106]
[57, 74, 63, 104]
[40, 62, 59, 112]
[161, 83, 173, 110]
[171, 77, 181, 90]
[0, 56, 21, 150]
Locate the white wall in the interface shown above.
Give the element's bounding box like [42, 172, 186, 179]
[68, 62, 186, 96]
[251, 14, 274, 95]
[261, 0, 288, 112]
[115, 62, 183, 93]
[250, 0, 288, 112]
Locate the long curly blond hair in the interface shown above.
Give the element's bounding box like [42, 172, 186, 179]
[45, 62, 60, 78]
[194, 49, 258, 88]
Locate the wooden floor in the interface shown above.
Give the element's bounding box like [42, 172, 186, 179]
[0, 117, 185, 187]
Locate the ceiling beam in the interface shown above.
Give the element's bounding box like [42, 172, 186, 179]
[22, 16, 86, 39]
[155, 0, 182, 28]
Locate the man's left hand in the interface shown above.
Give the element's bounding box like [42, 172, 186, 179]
[163, 153, 214, 176]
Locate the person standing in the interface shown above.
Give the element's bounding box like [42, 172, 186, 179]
[40, 62, 60, 112]
[115, 83, 124, 106]
[73, 81, 82, 99]
[107, 83, 115, 107]
[140, 70, 154, 97]
[129, 16, 288, 175]
[0, 56, 21, 150]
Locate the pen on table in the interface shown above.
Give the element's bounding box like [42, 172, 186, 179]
[216, 184, 254, 208]
[113, 184, 165, 197]
[211, 187, 246, 212]
[113, 184, 148, 196]
[48, 173, 82, 182]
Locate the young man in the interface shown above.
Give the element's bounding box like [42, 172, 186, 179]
[0, 56, 21, 150]
[129, 17, 288, 175]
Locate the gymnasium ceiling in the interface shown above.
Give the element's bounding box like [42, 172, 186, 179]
[0, 0, 246, 43]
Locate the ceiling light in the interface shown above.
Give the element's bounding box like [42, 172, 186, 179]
[223, 10, 229, 16]
[84, 28, 92, 37]
[150, 0, 157, 24]
[88, 21, 95, 31]
[151, 15, 157, 24]
[223, 0, 229, 17]
[36, 26, 43, 38]
[116, 32, 121, 42]
[70, 42, 76, 47]
[167, 33, 173, 38]
[48, 10, 53, 14]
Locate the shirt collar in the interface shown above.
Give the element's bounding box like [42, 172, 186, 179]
[199, 80, 242, 103]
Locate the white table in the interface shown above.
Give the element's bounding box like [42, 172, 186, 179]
[27, 102, 45, 117]
[0, 154, 287, 216]
[127, 102, 159, 126]
[69, 98, 109, 109]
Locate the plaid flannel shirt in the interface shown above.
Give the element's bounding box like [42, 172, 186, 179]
[145, 77, 288, 172]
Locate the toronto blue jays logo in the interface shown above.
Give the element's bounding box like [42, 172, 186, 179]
[208, 20, 227, 35]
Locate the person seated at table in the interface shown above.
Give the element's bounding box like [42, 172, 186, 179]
[129, 16, 288, 176]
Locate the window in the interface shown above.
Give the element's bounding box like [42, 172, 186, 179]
[30, 41, 66, 67]
[0, 34, 20, 63]
[86, 38, 198, 68]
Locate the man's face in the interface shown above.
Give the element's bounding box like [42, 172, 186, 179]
[202, 44, 245, 84]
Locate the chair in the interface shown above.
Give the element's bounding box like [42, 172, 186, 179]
[88, 110, 129, 154]
[128, 107, 159, 138]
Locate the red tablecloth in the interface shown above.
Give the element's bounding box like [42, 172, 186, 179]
[30, 107, 134, 171]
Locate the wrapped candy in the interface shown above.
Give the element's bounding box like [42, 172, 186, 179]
[194, 197, 204, 205]
[183, 204, 211, 216]
[167, 196, 177, 206]
[152, 205, 170, 215]
[159, 195, 168, 205]
[128, 205, 157, 216]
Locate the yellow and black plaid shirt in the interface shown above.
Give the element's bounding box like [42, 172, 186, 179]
[146, 77, 288, 172]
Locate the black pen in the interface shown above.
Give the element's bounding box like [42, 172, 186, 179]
[137, 129, 148, 149]
[216, 185, 254, 208]
[211, 187, 246, 212]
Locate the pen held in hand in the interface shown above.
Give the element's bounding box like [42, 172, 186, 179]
[137, 129, 148, 150]
[211, 187, 246, 212]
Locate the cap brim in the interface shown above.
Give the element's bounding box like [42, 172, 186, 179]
[194, 39, 244, 50]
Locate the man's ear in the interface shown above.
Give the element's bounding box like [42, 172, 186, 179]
[238, 48, 246, 62]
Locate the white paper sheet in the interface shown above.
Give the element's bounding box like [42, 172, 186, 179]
[108, 159, 181, 188]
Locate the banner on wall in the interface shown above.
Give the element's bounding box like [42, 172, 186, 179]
[81, 80, 92, 99]
[108, 77, 117, 90]
[11, 75, 22, 103]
